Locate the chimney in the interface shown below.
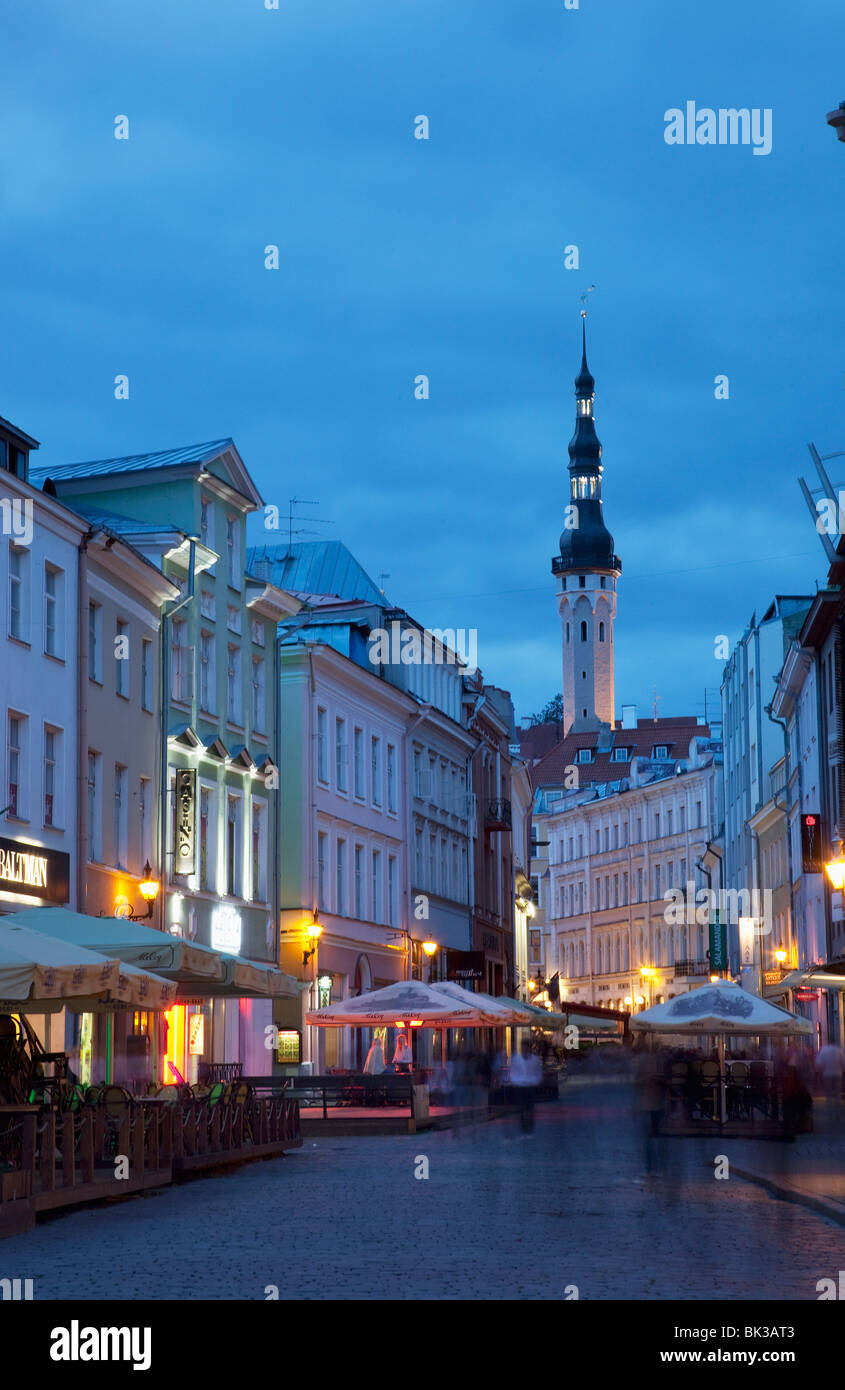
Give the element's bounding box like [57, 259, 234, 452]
[621, 704, 637, 730]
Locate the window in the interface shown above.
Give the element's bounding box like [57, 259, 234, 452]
[199, 786, 212, 890]
[317, 708, 328, 783]
[695, 800, 702, 829]
[354, 845, 364, 917]
[200, 632, 215, 712]
[654, 864, 661, 899]
[353, 727, 364, 798]
[667, 808, 673, 834]
[413, 748, 423, 798]
[579, 620, 587, 642]
[200, 495, 213, 552]
[679, 805, 685, 831]
[139, 776, 152, 869]
[115, 620, 129, 698]
[387, 743, 396, 812]
[654, 812, 660, 838]
[388, 855, 397, 926]
[9, 545, 29, 642]
[226, 514, 240, 588]
[371, 736, 382, 806]
[636, 867, 643, 902]
[577, 748, 592, 764]
[317, 831, 328, 909]
[653, 745, 668, 759]
[200, 588, 215, 620]
[44, 727, 58, 826]
[7, 714, 24, 818]
[372, 849, 382, 924]
[88, 601, 102, 681]
[600, 576, 606, 589]
[251, 619, 265, 648]
[87, 750, 101, 860]
[226, 796, 242, 896]
[114, 764, 127, 868]
[565, 623, 570, 642]
[336, 839, 346, 914]
[251, 656, 265, 732]
[141, 639, 153, 712]
[579, 575, 586, 589]
[594, 828, 600, 853]
[612, 746, 628, 762]
[599, 622, 605, 642]
[622, 871, 628, 905]
[226, 645, 242, 723]
[335, 718, 347, 791]
[252, 802, 266, 902]
[44, 565, 61, 657]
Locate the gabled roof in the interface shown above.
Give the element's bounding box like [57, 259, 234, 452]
[31, 438, 234, 482]
[532, 716, 707, 791]
[246, 540, 385, 605]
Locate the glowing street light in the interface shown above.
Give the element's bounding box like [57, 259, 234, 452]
[825, 833, 845, 891]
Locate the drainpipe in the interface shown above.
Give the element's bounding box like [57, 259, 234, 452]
[403, 704, 434, 982]
[814, 648, 836, 1042]
[159, 540, 196, 935]
[767, 702, 798, 1017]
[76, 530, 95, 912]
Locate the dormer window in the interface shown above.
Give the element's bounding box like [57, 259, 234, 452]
[611, 746, 629, 762]
[653, 744, 668, 759]
[577, 748, 592, 764]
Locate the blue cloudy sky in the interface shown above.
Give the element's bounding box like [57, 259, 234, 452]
[2, 0, 844, 726]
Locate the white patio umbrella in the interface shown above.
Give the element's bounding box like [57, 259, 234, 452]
[306, 980, 490, 1027]
[630, 980, 812, 1123]
[3, 908, 225, 983]
[426, 980, 520, 1023]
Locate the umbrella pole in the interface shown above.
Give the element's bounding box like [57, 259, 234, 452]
[718, 1034, 726, 1127]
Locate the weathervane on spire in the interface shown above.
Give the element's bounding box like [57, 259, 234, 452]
[580, 284, 596, 318]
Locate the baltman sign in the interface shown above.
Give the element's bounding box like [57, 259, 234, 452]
[0, 835, 70, 904]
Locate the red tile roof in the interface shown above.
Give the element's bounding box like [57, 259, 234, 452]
[517, 722, 563, 764]
[531, 717, 709, 790]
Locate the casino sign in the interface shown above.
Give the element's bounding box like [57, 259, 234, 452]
[0, 835, 70, 905]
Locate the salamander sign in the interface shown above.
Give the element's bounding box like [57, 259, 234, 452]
[0, 835, 70, 904]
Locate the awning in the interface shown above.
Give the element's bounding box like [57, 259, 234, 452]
[0, 923, 175, 1012]
[779, 969, 845, 991]
[0, 908, 297, 1000]
[494, 995, 569, 1029]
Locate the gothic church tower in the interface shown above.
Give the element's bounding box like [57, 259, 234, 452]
[552, 317, 622, 737]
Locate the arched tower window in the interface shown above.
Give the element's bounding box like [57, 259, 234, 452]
[599, 622, 605, 642]
[565, 623, 570, 643]
[579, 621, 587, 642]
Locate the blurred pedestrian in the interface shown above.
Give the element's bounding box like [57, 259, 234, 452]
[393, 1033, 413, 1074]
[363, 1036, 385, 1075]
[816, 1041, 845, 1119]
[510, 1041, 542, 1136]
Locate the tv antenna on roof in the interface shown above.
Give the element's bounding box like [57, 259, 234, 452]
[580, 285, 596, 318]
[284, 497, 334, 554]
[378, 572, 391, 596]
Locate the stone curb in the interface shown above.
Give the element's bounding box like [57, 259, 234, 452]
[733, 1164, 845, 1228]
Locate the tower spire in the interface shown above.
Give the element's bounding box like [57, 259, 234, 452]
[551, 311, 623, 737]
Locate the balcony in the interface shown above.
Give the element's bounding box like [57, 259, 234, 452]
[485, 799, 512, 832]
[674, 959, 709, 979]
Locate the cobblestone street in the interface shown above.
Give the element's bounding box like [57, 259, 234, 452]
[2, 1083, 843, 1301]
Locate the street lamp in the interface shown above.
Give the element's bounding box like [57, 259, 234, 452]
[825, 833, 845, 891]
[114, 861, 160, 921]
[303, 914, 323, 966]
[639, 965, 658, 1007]
[775, 948, 787, 965]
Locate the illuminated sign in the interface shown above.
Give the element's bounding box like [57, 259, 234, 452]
[211, 905, 242, 955]
[0, 835, 70, 904]
[275, 1029, 301, 1064]
[801, 814, 825, 874]
[188, 1014, 205, 1055]
[175, 769, 196, 875]
[738, 917, 755, 968]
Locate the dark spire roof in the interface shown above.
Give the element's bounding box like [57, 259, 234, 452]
[551, 316, 621, 577]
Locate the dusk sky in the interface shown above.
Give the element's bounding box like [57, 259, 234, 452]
[2, 0, 844, 726]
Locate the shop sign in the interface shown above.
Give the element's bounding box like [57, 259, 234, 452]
[738, 916, 755, 968]
[800, 813, 825, 875]
[188, 1014, 205, 1055]
[709, 914, 728, 972]
[211, 905, 242, 955]
[175, 769, 196, 875]
[447, 950, 484, 982]
[0, 835, 70, 904]
[795, 988, 820, 1002]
